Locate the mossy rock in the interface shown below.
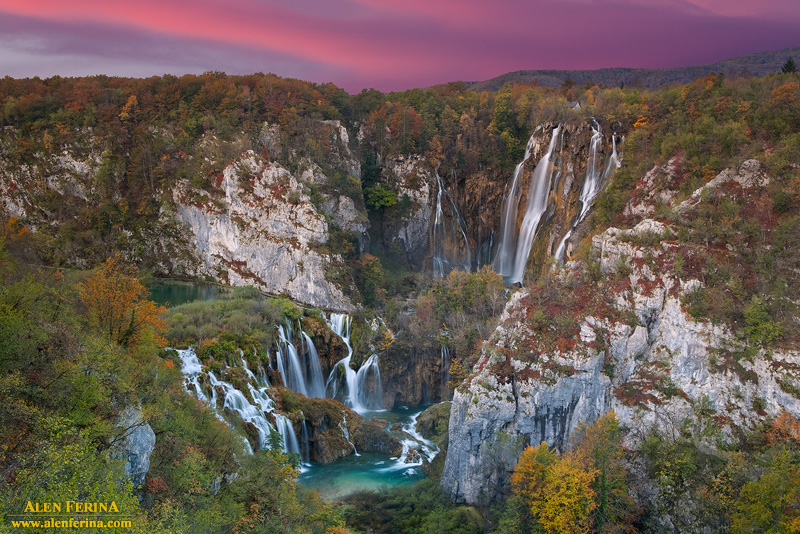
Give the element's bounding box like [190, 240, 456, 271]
[416, 402, 451, 446]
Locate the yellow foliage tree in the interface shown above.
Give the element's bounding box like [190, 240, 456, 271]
[539, 454, 598, 534]
[79, 255, 166, 347]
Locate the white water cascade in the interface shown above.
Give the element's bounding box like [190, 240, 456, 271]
[505, 126, 562, 284]
[178, 348, 302, 456]
[355, 354, 383, 410]
[554, 126, 621, 263]
[340, 414, 360, 456]
[493, 128, 541, 278]
[277, 323, 307, 396]
[433, 169, 471, 277]
[301, 332, 326, 398]
[440, 345, 450, 395]
[325, 313, 383, 413]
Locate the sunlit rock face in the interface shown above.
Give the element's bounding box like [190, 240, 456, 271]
[175, 153, 353, 311]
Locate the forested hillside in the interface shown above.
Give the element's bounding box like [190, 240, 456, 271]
[1, 64, 800, 533]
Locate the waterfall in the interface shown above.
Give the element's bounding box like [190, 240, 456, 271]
[554, 125, 621, 263]
[178, 347, 307, 457]
[340, 414, 359, 456]
[274, 347, 288, 388]
[179, 348, 210, 402]
[506, 126, 562, 284]
[275, 413, 301, 456]
[355, 354, 383, 410]
[301, 419, 311, 464]
[383, 408, 439, 473]
[432, 169, 471, 277]
[324, 313, 361, 411]
[277, 323, 307, 396]
[493, 128, 541, 277]
[325, 313, 383, 413]
[207, 370, 274, 451]
[301, 332, 326, 398]
[440, 345, 450, 395]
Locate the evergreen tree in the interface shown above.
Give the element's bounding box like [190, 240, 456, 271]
[781, 57, 797, 74]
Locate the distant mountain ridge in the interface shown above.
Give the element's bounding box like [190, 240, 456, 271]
[464, 47, 800, 91]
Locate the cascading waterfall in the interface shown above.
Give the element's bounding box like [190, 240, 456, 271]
[178, 347, 304, 456]
[355, 354, 383, 410]
[178, 311, 387, 464]
[301, 332, 326, 398]
[505, 126, 562, 284]
[274, 348, 288, 388]
[493, 128, 541, 277]
[277, 322, 307, 396]
[340, 414, 359, 456]
[325, 313, 383, 413]
[275, 413, 301, 456]
[179, 348, 210, 403]
[324, 313, 360, 410]
[440, 345, 450, 394]
[301, 419, 311, 464]
[433, 169, 471, 277]
[554, 125, 621, 263]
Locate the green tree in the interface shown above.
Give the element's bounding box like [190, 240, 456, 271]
[781, 57, 798, 74]
[571, 413, 637, 533]
[730, 450, 800, 533]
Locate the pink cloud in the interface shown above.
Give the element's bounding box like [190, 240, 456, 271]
[0, 0, 796, 91]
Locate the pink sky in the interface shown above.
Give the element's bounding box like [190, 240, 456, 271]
[0, 0, 797, 92]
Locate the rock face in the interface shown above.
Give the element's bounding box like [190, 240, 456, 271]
[270, 391, 402, 464]
[175, 153, 353, 311]
[380, 155, 435, 265]
[442, 161, 800, 505]
[381, 342, 445, 406]
[112, 406, 156, 488]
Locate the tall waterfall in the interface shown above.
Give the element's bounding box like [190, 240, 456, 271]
[502, 126, 562, 284]
[440, 345, 450, 396]
[433, 169, 471, 277]
[554, 124, 621, 263]
[493, 128, 541, 277]
[325, 313, 383, 413]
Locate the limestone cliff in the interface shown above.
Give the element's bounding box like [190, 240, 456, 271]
[174, 152, 352, 311]
[442, 160, 800, 506]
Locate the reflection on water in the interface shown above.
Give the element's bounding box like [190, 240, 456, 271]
[298, 406, 434, 501]
[148, 283, 221, 307]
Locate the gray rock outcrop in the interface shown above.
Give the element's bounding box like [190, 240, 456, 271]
[112, 406, 156, 488]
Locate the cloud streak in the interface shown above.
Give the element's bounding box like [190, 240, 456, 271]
[0, 0, 796, 91]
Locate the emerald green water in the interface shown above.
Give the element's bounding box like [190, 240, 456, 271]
[148, 283, 221, 307]
[298, 406, 433, 501]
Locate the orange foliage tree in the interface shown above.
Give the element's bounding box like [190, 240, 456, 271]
[78, 255, 166, 347]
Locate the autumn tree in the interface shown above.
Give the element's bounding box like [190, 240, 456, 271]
[511, 442, 557, 513]
[510, 442, 597, 534]
[79, 255, 166, 347]
[539, 454, 597, 534]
